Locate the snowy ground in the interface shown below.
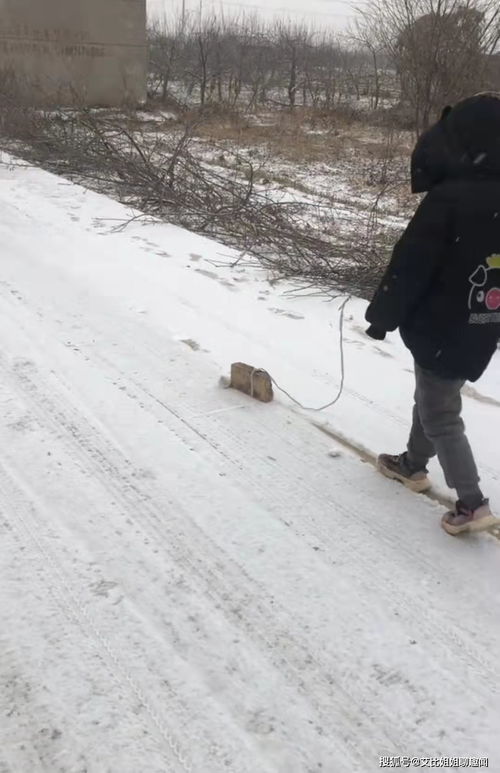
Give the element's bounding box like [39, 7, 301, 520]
[187, 123, 413, 242]
[0, 158, 499, 773]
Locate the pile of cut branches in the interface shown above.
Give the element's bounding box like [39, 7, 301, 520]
[0, 101, 394, 297]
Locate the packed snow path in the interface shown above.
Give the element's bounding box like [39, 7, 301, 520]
[0, 160, 499, 772]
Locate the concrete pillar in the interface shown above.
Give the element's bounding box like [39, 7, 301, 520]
[0, 0, 147, 106]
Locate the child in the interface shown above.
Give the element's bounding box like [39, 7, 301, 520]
[365, 93, 500, 536]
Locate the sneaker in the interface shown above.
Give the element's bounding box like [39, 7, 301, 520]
[377, 452, 431, 494]
[441, 500, 499, 536]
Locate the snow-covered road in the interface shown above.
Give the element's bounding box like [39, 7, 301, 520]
[0, 160, 499, 772]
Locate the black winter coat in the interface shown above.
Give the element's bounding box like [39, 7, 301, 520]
[366, 94, 500, 382]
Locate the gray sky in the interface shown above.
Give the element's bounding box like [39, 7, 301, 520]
[147, 0, 354, 28]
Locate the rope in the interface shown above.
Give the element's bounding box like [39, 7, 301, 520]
[250, 295, 351, 412]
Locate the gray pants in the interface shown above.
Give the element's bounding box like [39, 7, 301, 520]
[407, 364, 483, 507]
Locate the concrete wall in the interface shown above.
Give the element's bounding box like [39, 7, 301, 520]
[0, 0, 147, 106]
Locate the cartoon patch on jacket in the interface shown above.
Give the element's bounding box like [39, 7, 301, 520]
[468, 254, 500, 324]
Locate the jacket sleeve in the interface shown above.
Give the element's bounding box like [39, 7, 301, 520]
[365, 186, 452, 332]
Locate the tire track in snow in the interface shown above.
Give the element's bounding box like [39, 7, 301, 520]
[2, 270, 498, 486]
[3, 343, 496, 767]
[0, 353, 378, 771]
[0, 459, 186, 773]
[0, 513, 87, 773]
[89, 334, 500, 682]
[0, 555, 78, 772]
[0, 292, 414, 766]
[311, 419, 500, 540]
[0, 348, 351, 769]
[0, 366, 252, 772]
[0, 496, 167, 773]
[86, 341, 500, 721]
[10, 291, 499, 711]
[1, 270, 499, 766]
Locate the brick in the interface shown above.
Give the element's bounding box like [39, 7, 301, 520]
[230, 362, 274, 403]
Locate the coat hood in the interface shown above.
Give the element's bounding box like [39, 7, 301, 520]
[411, 93, 500, 193]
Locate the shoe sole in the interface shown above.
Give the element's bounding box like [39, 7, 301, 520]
[377, 460, 432, 494]
[441, 514, 500, 536]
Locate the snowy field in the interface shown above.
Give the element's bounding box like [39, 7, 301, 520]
[0, 157, 499, 772]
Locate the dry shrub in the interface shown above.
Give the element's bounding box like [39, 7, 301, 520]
[0, 80, 396, 297]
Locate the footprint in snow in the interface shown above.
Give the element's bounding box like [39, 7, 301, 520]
[195, 268, 237, 290]
[246, 711, 276, 736]
[181, 339, 210, 354]
[374, 346, 393, 359]
[91, 580, 118, 598]
[13, 359, 36, 373]
[462, 384, 500, 408]
[181, 338, 200, 351]
[7, 416, 36, 434]
[269, 307, 305, 321]
[344, 337, 365, 348]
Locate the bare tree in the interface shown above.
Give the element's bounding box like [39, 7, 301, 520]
[357, 0, 500, 132]
[148, 16, 186, 102]
[273, 22, 308, 109]
[349, 22, 386, 110]
[145, 10, 388, 115]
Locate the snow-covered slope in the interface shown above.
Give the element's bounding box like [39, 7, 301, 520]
[0, 158, 499, 773]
